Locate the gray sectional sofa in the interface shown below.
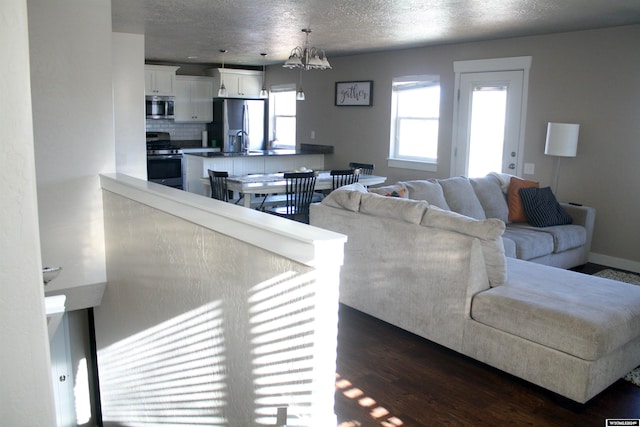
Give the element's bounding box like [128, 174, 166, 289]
[310, 185, 640, 404]
[368, 173, 595, 269]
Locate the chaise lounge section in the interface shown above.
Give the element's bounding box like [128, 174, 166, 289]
[310, 185, 640, 404]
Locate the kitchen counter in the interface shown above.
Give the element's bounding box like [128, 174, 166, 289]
[183, 144, 333, 158]
[181, 147, 221, 154]
[184, 150, 325, 195]
[184, 149, 299, 158]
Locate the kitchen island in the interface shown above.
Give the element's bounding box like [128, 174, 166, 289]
[184, 149, 326, 195]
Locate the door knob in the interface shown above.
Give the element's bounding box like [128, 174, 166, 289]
[508, 163, 516, 169]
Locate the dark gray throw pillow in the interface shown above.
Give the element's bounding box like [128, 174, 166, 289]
[518, 186, 573, 227]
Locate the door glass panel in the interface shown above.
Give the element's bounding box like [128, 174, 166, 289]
[467, 85, 507, 177]
[453, 65, 527, 177]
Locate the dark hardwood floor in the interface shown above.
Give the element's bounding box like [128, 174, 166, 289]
[334, 265, 640, 427]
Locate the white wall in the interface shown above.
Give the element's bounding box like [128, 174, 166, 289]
[28, 0, 115, 292]
[113, 32, 147, 180]
[0, 0, 56, 424]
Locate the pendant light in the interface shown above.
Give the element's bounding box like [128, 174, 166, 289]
[259, 53, 268, 99]
[296, 69, 305, 101]
[218, 49, 228, 97]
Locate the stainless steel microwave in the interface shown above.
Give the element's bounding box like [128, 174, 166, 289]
[146, 96, 174, 119]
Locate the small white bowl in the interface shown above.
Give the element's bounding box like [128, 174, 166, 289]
[42, 266, 62, 285]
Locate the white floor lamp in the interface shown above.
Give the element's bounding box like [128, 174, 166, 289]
[544, 122, 580, 196]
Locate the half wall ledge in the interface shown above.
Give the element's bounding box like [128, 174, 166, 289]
[99, 173, 347, 268]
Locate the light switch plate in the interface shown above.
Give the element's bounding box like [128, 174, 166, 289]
[524, 163, 535, 175]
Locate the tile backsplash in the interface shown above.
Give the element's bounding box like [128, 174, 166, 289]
[146, 119, 208, 141]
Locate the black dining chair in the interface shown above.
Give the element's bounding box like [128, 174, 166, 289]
[349, 162, 374, 175]
[208, 170, 230, 201]
[330, 168, 360, 190]
[264, 171, 317, 223]
[208, 170, 244, 204]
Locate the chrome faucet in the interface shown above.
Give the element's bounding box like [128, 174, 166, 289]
[236, 130, 249, 152]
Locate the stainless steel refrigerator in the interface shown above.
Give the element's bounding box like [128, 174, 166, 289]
[209, 99, 267, 152]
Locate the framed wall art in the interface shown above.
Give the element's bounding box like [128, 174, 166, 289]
[335, 80, 373, 106]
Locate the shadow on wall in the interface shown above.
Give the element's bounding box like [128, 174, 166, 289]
[98, 270, 333, 426]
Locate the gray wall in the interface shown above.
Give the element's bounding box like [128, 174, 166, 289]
[267, 24, 640, 269]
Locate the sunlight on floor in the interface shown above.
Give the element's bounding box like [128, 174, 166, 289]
[336, 373, 404, 426]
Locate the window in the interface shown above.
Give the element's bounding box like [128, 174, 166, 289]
[269, 85, 297, 149]
[389, 75, 440, 171]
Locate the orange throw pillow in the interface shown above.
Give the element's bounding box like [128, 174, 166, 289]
[507, 177, 539, 222]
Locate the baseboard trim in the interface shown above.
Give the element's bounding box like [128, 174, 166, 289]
[588, 252, 640, 274]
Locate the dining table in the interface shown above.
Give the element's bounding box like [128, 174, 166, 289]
[201, 171, 387, 208]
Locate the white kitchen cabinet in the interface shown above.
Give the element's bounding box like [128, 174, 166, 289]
[208, 68, 263, 98]
[174, 76, 214, 122]
[145, 65, 179, 96]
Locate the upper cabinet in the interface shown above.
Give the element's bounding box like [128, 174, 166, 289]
[208, 68, 262, 99]
[174, 76, 214, 123]
[145, 65, 179, 96]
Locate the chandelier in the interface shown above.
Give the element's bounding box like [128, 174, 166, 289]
[283, 29, 331, 71]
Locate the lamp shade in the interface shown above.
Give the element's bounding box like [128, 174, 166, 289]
[544, 122, 579, 157]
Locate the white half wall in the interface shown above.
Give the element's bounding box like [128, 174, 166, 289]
[95, 175, 344, 425]
[0, 0, 55, 424]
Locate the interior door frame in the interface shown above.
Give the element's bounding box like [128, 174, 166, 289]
[450, 56, 532, 177]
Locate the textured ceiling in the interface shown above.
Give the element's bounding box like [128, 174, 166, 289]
[112, 0, 640, 67]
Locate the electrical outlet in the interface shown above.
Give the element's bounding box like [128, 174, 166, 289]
[524, 163, 535, 175]
[310, 130, 315, 139]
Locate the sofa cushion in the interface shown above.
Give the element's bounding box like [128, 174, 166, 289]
[321, 183, 367, 211]
[503, 226, 554, 260]
[502, 236, 517, 258]
[470, 174, 509, 222]
[488, 172, 516, 193]
[438, 177, 486, 219]
[421, 206, 505, 240]
[507, 177, 538, 222]
[508, 223, 587, 253]
[421, 206, 506, 286]
[519, 186, 573, 227]
[359, 192, 428, 224]
[368, 183, 409, 198]
[401, 180, 450, 210]
[472, 259, 640, 361]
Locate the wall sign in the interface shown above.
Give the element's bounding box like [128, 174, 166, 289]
[335, 81, 373, 106]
